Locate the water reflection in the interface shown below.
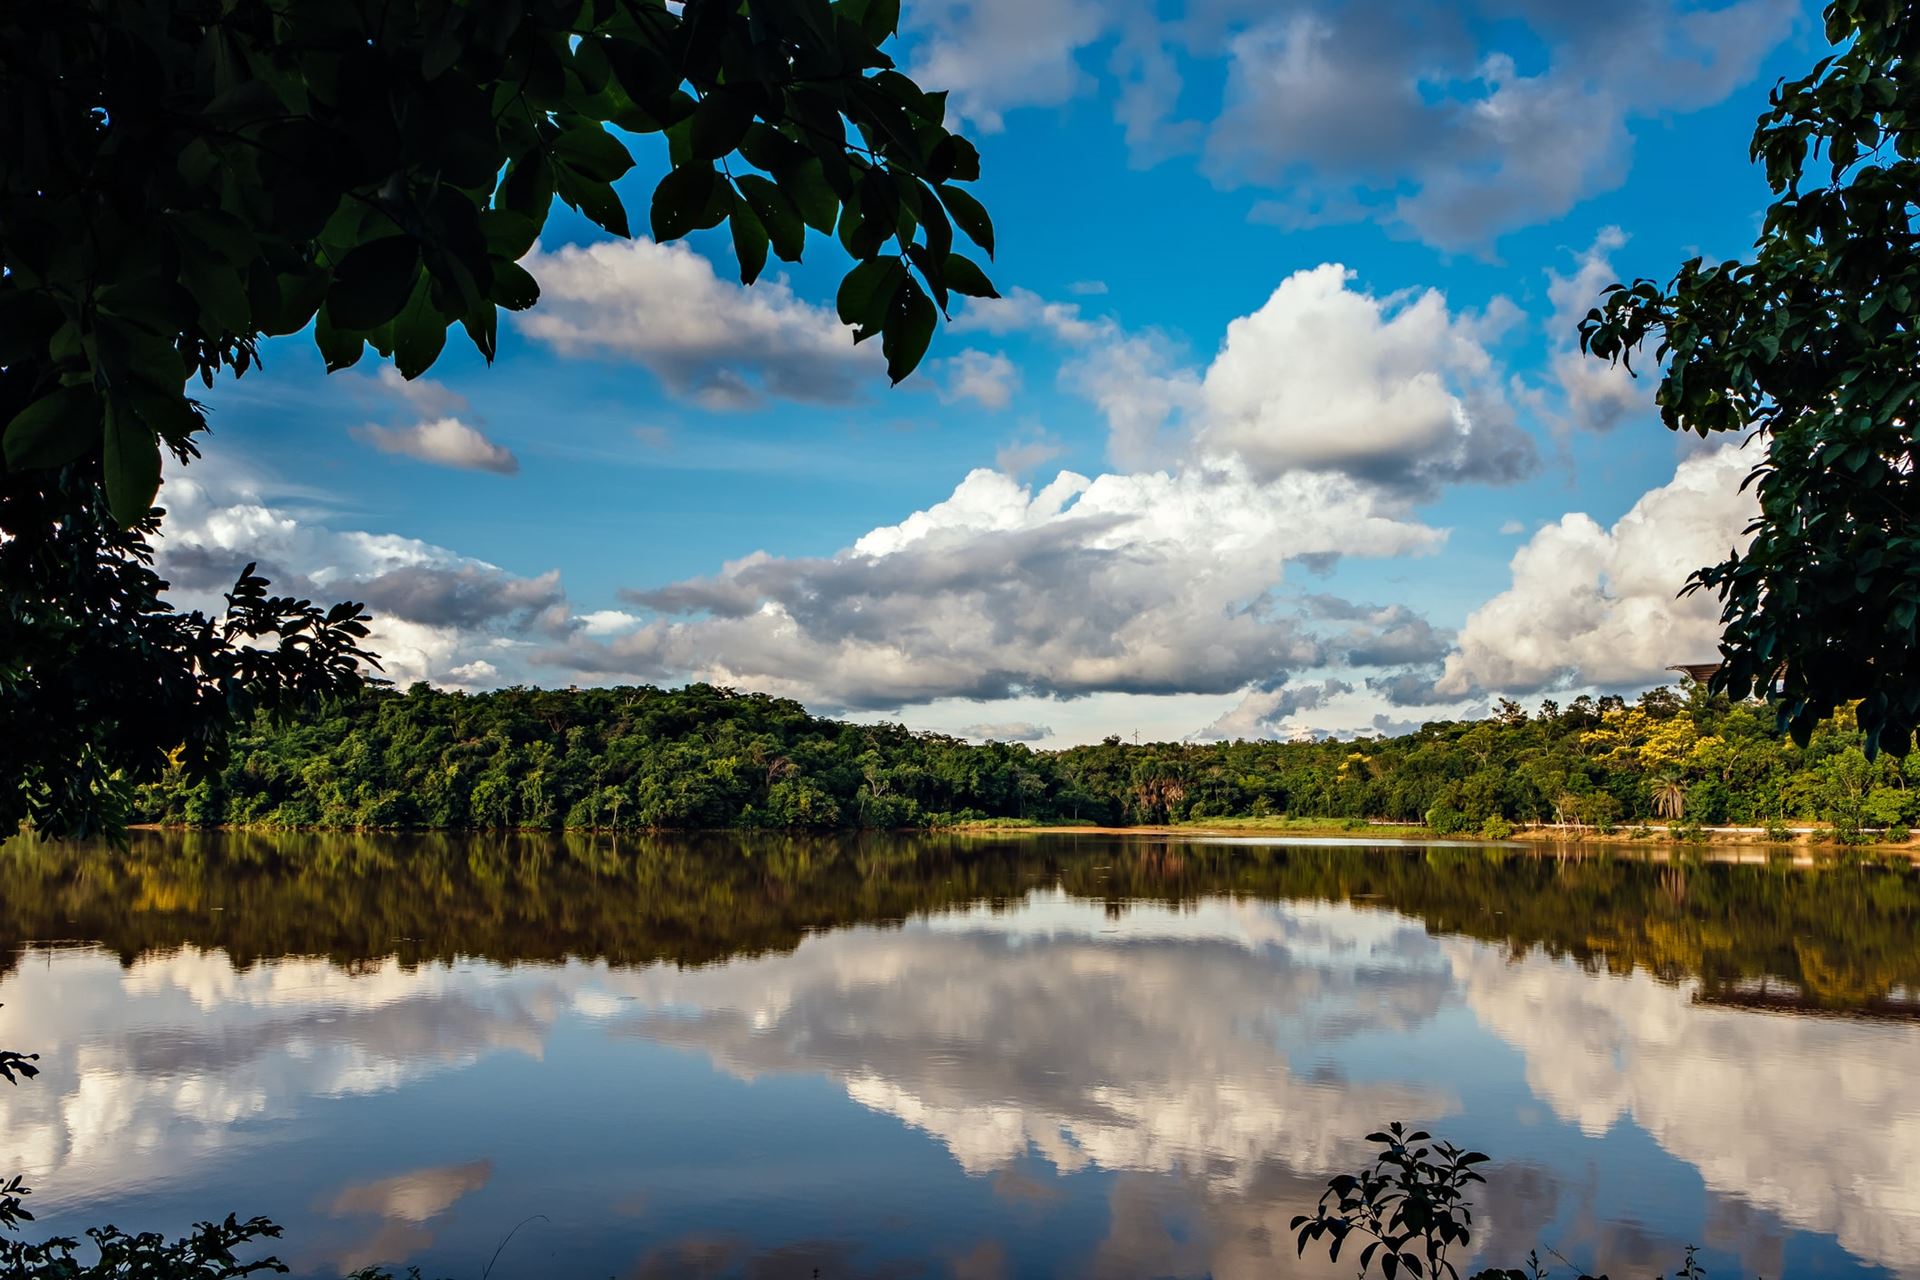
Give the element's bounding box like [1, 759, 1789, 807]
[1, 832, 1918, 1279]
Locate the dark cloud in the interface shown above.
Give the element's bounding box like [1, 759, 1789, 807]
[352, 566, 564, 630]
[1366, 667, 1449, 707]
[1203, 0, 1799, 248]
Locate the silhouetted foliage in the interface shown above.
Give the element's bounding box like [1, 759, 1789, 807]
[1, 0, 998, 839]
[1293, 1122, 1490, 1280]
[1582, 1, 1920, 755]
[1300, 1127, 1714, 1280]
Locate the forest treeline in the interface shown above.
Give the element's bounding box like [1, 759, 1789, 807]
[129, 680, 1920, 837]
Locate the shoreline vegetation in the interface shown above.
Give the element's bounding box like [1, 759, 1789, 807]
[939, 815, 1919, 855]
[121, 679, 1920, 854]
[123, 675, 1920, 855]
[127, 815, 1920, 857]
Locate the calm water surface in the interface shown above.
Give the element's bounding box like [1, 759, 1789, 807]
[2, 831, 1918, 1279]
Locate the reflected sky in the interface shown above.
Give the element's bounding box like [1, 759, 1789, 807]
[3, 850, 1918, 1279]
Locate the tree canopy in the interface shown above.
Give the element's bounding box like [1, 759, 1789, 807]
[1, 0, 997, 837]
[132, 679, 1920, 840]
[1582, 0, 1920, 756]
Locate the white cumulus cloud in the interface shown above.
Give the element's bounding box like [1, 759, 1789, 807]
[1435, 442, 1757, 698]
[519, 239, 878, 409]
[353, 417, 518, 474]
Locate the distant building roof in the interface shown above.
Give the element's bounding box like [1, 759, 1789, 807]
[1667, 663, 1721, 684]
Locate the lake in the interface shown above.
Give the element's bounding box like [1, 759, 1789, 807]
[2, 830, 1918, 1279]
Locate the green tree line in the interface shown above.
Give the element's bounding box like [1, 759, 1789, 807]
[128, 680, 1920, 837]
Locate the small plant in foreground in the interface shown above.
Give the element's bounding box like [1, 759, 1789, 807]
[1292, 1122, 1489, 1280]
[1297, 1127, 1720, 1280]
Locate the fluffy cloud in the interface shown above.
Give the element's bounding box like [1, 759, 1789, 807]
[1538, 227, 1646, 433]
[968, 267, 1536, 494]
[155, 459, 564, 687]
[940, 348, 1021, 410]
[1210, 0, 1798, 247]
[904, 0, 1108, 130]
[900, 0, 1796, 248]
[956, 721, 1053, 742]
[1435, 442, 1757, 698]
[347, 368, 518, 473]
[518, 239, 877, 408]
[353, 418, 518, 474]
[1194, 678, 1354, 741]
[1196, 265, 1535, 491]
[993, 429, 1065, 476]
[532, 259, 1566, 714]
[538, 463, 1445, 709]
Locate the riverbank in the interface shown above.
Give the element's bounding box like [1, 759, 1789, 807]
[944, 816, 1920, 858]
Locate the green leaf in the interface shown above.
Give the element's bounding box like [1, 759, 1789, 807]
[490, 260, 541, 310]
[933, 135, 981, 183]
[393, 278, 449, 378]
[327, 237, 424, 332]
[103, 399, 162, 527]
[651, 165, 718, 242]
[4, 385, 102, 470]
[736, 174, 806, 261]
[461, 300, 500, 363]
[729, 190, 771, 285]
[129, 389, 205, 451]
[260, 266, 331, 338]
[500, 150, 556, 224]
[784, 158, 840, 235]
[562, 176, 631, 238]
[481, 209, 541, 260]
[882, 277, 937, 382]
[847, 0, 901, 43]
[943, 253, 997, 298]
[179, 258, 252, 337]
[690, 89, 756, 162]
[936, 185, 994, 257]
[553, 125, 635, 183]
[836, 258, 904, 340]
[314, 308, 365, 371]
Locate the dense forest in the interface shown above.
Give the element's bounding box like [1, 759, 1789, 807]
[129, 681, 1920, 838]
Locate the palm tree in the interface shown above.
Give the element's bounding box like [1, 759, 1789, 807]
[1653, 776, 1687, 822]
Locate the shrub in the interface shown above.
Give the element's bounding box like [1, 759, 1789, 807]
[1297, 1122, 1707, 1280]
[1765, 821, 1794, 842]
[1479, 816, 1515, 840]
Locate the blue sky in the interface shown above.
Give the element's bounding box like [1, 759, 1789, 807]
[164, 0, 1821, 745]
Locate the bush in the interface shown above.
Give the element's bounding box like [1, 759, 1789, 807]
[1886, 824, 1911, 844]
[1424, 803, 1472, 836]
[1296, 1122, 1706, 1280]
[1765, 821, 1794, 842]
[1668, 821, 1706, 843]
[1479, 816, 1514, 840]
[1629, 824, 1654, 840]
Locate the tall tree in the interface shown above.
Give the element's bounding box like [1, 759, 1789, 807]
[1, 0, 997, 836]
[1582, 1, 1920, 755]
